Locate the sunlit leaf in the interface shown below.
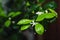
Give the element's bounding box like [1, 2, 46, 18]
[36, 14, 45, 21]
[48, 8, 57, 17]
[45, 13, 57, 19]
[20, 25, 30, 31]
[4, 20, 11, 27]
[35, 23, 44, 35]
[17, 19, 33, 25]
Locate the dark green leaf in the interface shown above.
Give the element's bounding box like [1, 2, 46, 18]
[20, 25, 30, 31]
[43, 1, 57, 9]
[35, 23, 44, 35]
[0, 28, 3, 33]
[17, 19, 33, 25]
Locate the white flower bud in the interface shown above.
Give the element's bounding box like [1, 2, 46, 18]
[12, 21, 15, 24]
[8, 17, 11, 20]
[45, 10, 48, 13]
[36, 11, 44, 15]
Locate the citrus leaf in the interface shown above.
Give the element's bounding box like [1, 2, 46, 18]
[36, 14, 45, 21]
[4, 20, 11, 27]
[17, 19, 33, 25]
[48, 8, 57, 17]
[8, 12, 21, 18]
[20, 25, 30, 31]
[45, 13, 57, 19]
[35, 23, 44, 35]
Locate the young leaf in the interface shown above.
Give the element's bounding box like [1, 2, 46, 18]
[35, 23, 44, 35]
[4, 20, 11, 27]
[17, 19, 33, 25]
[20, 25, 30, 31]
[8, 12, 21, 18]
[36, 14, 45, 21]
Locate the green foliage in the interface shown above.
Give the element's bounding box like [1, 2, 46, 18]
[43, 1, 57, 9]
[0, 0, 58, 36]
[8, 12, 21, 18]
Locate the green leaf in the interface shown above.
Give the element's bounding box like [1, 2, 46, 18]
[35, 23, 44, 35]
[4, 20, 11, 27]
[48, 8, 57, 17]
[17, 19, 33, 25]
[20, 25, 30, 31]
[8, 12, 15, 17]
[26, 2, 30, 6]
[36, 14, 45, 21]
[8, 12, 21, 18]
[45, 13, 57, 19]
[0, 11, 7, 17]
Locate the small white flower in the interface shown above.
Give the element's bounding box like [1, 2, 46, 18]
[45, 10, 48, 13]
[12, 21, 15, 24]
[36, 11, 44, 15]
[30, 20, 36, 27]
[45, 30, 47, 32]
[8, 17, 11, 20]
